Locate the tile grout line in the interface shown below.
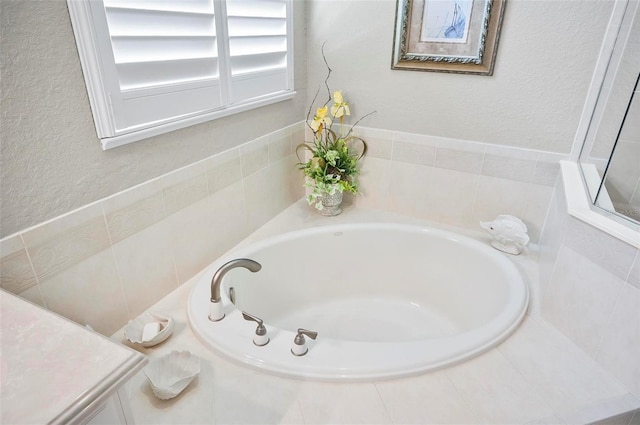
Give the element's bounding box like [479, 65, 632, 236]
[372, 382, 395, 424]
[99, 202, 133, 322]
[19, 232, 48, 309]
[442, 367, 487, 424]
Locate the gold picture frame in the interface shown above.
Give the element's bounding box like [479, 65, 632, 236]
[391, 0, 506, 75]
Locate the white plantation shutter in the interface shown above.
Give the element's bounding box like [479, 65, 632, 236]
[226, 0, 291, 103]
[97, 0, 222, 133]
[67, 0, 293, 149]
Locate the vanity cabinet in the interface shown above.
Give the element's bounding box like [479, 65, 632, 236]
[80, 388, 133, 425]
[0, 290, 147, 425]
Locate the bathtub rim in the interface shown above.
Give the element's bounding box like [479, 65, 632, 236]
[187, 222, 529, 382]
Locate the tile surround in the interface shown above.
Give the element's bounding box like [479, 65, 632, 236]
[0, 123, 303, 334]
[0, 235, 39, 299]
[101, 179, 167, 244]
[116, 253, 640, 424]
[540, 168, 640, 403]
[375, 371, 481, 424]
[543, 245, 626, 357]
[204, 148, 243, 194]
[498, 316, 628, 414]
[22, 203, 112, 283]
[240, 136, 270, 177]
[563, 217, 639, 281]
[424, 167, 479, 228]
[0, 123, 584, 332]
[445, 348, 556, 424]
[2, 122, 639, 422]
[350, 127, 562, 242]
[596, 283, 640, 397]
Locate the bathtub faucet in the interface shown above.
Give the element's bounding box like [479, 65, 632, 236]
[209, 258, 262, 322]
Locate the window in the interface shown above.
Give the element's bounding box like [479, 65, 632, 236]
[67, 0, 294, 149]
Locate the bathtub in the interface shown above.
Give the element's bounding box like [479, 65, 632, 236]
[187, 223, 529, 381]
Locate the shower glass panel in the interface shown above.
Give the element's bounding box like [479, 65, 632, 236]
[578, 0, 640, 226]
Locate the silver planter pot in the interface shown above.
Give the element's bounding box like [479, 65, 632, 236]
[319, 189, 343, 216]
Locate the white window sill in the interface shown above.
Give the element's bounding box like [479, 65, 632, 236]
[101, 90, 296, 150]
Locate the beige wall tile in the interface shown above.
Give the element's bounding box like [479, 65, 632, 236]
[204, 148, 242, 195]
[240, 137, 269, 177]
[538, 181, 569, 290]
[291, 124, 306, 148]
[596, 284, 640, 397]
[564, 217, 637, 281]
[520, 184, 554, 243]
[297, 381, 391, 424]
[352, 156, 392, 211]
[110, 220, 178, 319]
[532, 161, 561, 186]
[628, 252, 640, 289]
[559, 394, 640, 424]
[424, 168, 479, 228]
[543, 246, 626, 356]
[482, 154, 537, 183]
[243, 156, 300, 233]
[434, 147, 484, 174]
[473, 176, 529, 223]
[386, 161, 433, 218]
[362, 136, 393, 160]
[268, 128, 293, 164]
[392, 141, 436, 166]
[101, 180, 166, 244]
[375, 371, 480, 424]
[210, 362, 305, 424]
[166, 183, 247, 284]
[37, 249, 128, 336]
[22, 204, 111, 283]
[498, 316, 628, 413]
[445, 350, 555, 424]
[161, 162, 209, 216]
[0, 235, 38, 297]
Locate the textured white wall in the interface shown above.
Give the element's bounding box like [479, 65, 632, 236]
[0, 0, 307, 237]
[306, 0, 612, 153]
[0, 0, 614, 238]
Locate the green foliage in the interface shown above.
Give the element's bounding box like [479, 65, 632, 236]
[297, 130, 365, 210]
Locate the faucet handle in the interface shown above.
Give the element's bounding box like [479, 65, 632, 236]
[295, 328, 318, 343]
[291, 328, 318, 356]
[242, 312, 269, 346]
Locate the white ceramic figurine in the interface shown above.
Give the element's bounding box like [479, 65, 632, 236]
[480, 215, 530, 255]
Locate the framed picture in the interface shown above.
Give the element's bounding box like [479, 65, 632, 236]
[391, 0, 506, 75]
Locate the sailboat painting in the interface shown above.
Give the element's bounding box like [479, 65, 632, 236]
[391, 0, 505, 74]
[421, 0, 474, 43]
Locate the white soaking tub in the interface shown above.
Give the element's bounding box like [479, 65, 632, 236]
[187, 223, 529, 381]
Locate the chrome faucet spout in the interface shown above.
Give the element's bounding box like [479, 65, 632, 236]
[209, 258, 261, 321]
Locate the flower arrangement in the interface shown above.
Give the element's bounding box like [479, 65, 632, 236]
[297, 54, 372, 211]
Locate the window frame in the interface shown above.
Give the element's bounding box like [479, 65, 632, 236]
[67, 0, 295, 150]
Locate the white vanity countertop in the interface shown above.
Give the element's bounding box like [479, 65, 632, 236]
[0, 290, 147, 425]
[114, 201, 640, 425]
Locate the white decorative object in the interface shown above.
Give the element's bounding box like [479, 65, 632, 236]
[124, 312, 174, 347]
[144, 351, 201, 400]
[480, 215, 530, 255]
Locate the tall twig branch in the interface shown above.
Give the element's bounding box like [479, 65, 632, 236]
[305, 87, 320, 133]
[321, 41, 333, 107]
[344, 110, 377, 138]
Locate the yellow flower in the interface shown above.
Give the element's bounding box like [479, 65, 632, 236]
[330, 91, 350, 118]
[310, 105, 332, 133]
[311, 156, 325, 170]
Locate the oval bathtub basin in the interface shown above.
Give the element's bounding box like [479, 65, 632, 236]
[187, 223, 529, 381]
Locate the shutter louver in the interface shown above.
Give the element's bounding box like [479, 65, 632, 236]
[101, 0, 222, 132]
[226, 0, 290, 103]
